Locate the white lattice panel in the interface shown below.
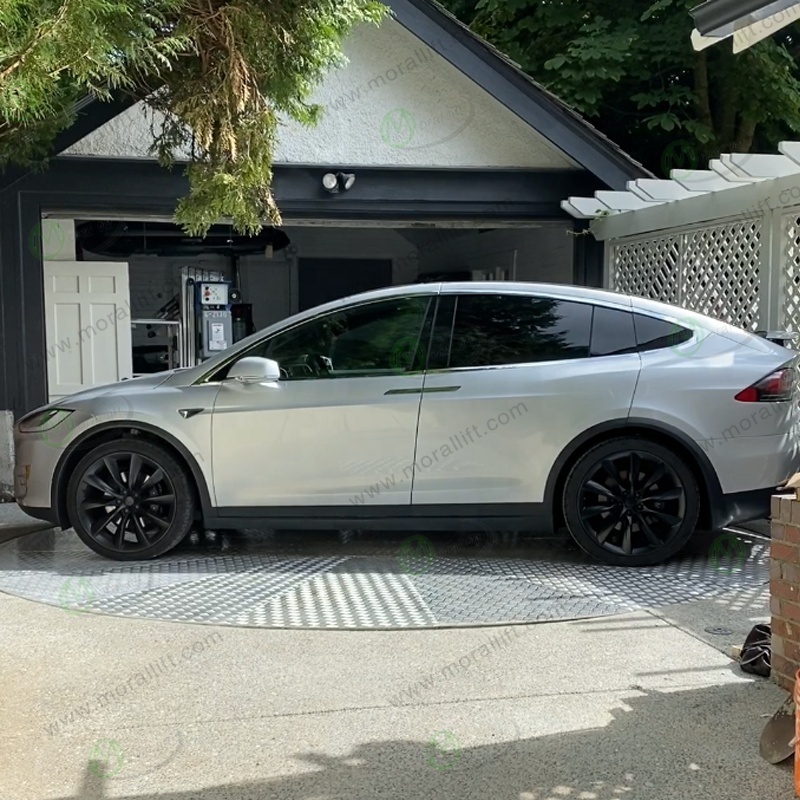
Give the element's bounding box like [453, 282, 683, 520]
[782, 211, 800, 334]
[681, 220, 761, 331]
[609, 236, 680, 303]
[607, 220, 762, 332]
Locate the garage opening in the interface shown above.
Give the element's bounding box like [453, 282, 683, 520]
[39, 215, 574, 399]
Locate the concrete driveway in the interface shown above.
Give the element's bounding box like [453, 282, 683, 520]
[0, 514, 793, 800]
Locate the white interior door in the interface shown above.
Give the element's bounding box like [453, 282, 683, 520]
[43, 261, 133, 401]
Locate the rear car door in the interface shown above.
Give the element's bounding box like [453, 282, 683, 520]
[410, 289, 642, 506]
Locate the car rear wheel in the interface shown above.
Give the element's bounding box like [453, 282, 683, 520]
[562, 437, 700, 567]
[66, 439, 195, 560]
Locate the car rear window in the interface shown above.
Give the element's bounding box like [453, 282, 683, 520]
[633, 313, 693, 352]
[590, 306, 637, 356]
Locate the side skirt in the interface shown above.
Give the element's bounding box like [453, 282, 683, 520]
[205, 503, 552, 533]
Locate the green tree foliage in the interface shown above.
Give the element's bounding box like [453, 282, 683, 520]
[0, 0, 387, 234]
[443, 0, 800, 175]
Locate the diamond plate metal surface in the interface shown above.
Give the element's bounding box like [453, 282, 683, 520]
[0, 528, 768, 629]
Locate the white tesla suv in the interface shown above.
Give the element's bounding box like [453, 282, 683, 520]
[14, 282, 800, 566]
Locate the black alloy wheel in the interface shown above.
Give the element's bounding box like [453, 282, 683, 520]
[67, 439, 195, 560]
[563, 437, 700, 566]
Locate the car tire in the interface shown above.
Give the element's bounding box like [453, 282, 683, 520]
[562, 437, 700, 567]
[66, 438, 196, 561]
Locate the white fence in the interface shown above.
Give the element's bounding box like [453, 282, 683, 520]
[605, 205, 800, 335]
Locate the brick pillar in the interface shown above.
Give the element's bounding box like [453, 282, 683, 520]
[770, 494, 800, 691]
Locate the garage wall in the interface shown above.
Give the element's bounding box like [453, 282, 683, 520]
[238, 227, 418, 330]
[417, 225, 574, 283]
[85, 225, 574, 336]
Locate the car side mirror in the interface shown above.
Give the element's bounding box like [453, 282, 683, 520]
[227, 357, 281, 384]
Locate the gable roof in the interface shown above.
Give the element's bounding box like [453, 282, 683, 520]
[5, 0, 650, 190]
[390, 0, 651, 187]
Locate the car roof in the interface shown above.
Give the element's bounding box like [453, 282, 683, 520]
[436, 281, 632, 307]
[328, 281, 634, 309]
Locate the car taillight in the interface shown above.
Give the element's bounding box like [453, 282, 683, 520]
[735, 366, 796, 402]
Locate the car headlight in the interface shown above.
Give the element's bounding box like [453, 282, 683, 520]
[18, 409, 74, 433]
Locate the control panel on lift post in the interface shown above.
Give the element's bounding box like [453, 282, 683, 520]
[196, 281, 240, 360]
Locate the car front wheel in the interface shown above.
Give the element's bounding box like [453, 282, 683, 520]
[562, 437, 700, 567]
[66, 439, 196, 560]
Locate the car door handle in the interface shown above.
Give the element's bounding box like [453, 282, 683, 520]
[422, 386, 461, 394]
[384, 385, 461, 396]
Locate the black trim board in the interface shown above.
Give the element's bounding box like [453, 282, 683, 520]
[389, 0, 651, 189]
[572, 225, 604, 287]
[0, 93, 138, 192]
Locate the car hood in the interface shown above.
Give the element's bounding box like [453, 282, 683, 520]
[44, 371, 177, 409]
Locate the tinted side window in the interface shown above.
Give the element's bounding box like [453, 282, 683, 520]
[590, 306, 637, 356]
[219, 296, 432, 380]
[633, 313, 693, 352]
[447, 295, 593, 368]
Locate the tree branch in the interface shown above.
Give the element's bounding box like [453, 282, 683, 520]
[0, 0, 72, 83]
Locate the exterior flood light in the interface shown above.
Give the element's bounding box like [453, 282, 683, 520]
[322, 172, 356, 194]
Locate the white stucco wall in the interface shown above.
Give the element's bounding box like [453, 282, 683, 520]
[0, 411, 14, 501]
[64, 20, 578, 170]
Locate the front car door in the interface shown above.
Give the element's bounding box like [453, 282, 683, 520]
[210, 293, 435, 509]
[411, 287, 642, 507]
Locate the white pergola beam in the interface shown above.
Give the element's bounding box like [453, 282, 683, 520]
[594, 191, 663, 211]
[626, 179, 706, 201]
[779, 141, 800, 168]
[709, 159, 762, 183]
[560, 200, 596, 219]
[671, 169, 738, 192]
[563, 197, 614, 218]
[721, 152, 800, 178]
